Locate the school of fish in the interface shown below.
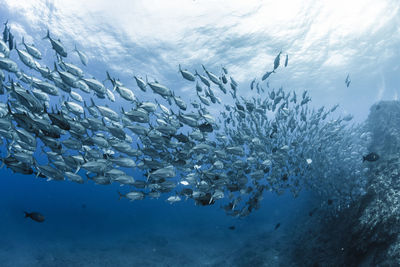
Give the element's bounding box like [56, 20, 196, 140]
[0, 22, 371, 216]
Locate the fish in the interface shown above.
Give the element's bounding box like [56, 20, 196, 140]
[73, 45, 88, 66]
[166, 195, 181, 204]
[0, 57, 18, 73]
[221, 74, 227, 84]
[179, 64, 195, 81]
[363, 152, 379, 162]
[345, 74, 351, 87]
[42, 30, 67, 57]
[148, 81, 172, 97]
[118, 191, 145, 201]
[15, 45, 38, 69]
[284, 54, 288, 67]
[0, 24, 364, 219]
[198, 122, 213, 133]
[274, 223, 281, 230]
[201, 65, 220, 85]
[195, 70, 211, 87]
[2, 20, 9, 43]
[308, 208, 318, 217]
[174, 133, 189, 143]
[273, 51, 281, 70]
[262, 71, 273, 81]
[59, 60, 84, 78]
[0, 39, 10, 57]
[134, 76, 147, 92]
[250, 79, 255, 90]
[24, 211, 45, 222]
[21, 37, 42, 59]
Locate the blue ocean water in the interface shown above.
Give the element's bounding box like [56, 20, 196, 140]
[0, 167, 314, 266]
[1, 1, 400, 266]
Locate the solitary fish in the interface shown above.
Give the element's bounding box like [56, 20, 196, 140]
[24, 211, 45, 222]
[363, 152, 379, 162]
[274, 222, 281, 230]
[345, 74, 351, 88]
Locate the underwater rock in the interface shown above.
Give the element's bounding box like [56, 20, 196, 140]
[291, 101, 400, 266]
[347, 101, 400, 265]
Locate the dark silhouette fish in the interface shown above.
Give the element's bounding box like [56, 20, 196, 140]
[24, 211, 45, 222]
[345, 74, 351, 87]
[262, 71, 273, 81]
[363, 152, 379, 162]
[198, 122, 213, 133]
[274, 223, 281, 230]
[174, 133, 189, 143]
[309, 208, 318, 217]
[273, 51, 281, 70]
[228, 226, 235, 230]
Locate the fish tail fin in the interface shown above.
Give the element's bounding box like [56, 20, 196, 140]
[90, 97, 96, 107]
[73, 44, 78, 52]
[106, 71, 112, 82]
[42, 29, 50, 40]
[362, 156, 366, 162]
[117, 191, 124, 200]
[194, 69, 199, 76]
[24, 211, 30, 218]
[74, 165, 81, 174]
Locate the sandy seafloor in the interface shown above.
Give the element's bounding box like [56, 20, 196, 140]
[0, 169, 313, 266]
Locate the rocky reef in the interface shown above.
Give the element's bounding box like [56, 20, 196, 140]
[290, 101, 400, 266]
[347, 101, 400, 265]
